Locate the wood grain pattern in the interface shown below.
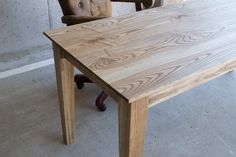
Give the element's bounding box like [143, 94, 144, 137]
[118, 97, 149, 157]
[53, 43, 75, 144]
[45, 0, 236, 105]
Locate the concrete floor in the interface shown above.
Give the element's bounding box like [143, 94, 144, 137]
[0, 47, 52, 72]
[0, 64, 236, 157]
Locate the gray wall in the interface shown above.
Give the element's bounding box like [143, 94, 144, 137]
[0, 0, 135, 56]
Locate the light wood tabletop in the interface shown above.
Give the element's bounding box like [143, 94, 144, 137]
[44, 0, 236, 156]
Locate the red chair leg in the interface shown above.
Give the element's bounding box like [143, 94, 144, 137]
[74, 74, 108, 111]
[95, 91, 108, 112]
[74, 74, 93, 89]
[135, 2, 142, 11]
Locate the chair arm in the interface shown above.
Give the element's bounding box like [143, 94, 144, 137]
[61, 15, 108, 26]
[111, 0, 141, 2]
[111, 0, 163, 8]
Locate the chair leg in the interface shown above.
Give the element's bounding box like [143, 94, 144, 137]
[74, 74, 108, 112]
[135, 2, 142, 11]
[74, 74, 93, 89]
[95, 91, 108, 112]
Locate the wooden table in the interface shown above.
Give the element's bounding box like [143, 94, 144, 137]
[44, 0, 236, 156]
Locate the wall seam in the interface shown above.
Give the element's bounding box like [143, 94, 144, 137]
[47, 0, 53, 29]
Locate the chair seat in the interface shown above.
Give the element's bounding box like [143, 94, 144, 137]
[62, 15, 107, 25]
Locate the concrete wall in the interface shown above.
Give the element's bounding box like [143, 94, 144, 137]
[164, 0, 186, 5]
[0, 0, 51, 55]
[0, 0, 184, 59]
[0, 0, 135, 57]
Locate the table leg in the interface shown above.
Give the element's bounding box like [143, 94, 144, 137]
[118, 98, 149, 157]
[53, 43, 75, 145]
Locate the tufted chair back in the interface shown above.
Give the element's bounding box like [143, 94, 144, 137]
[58, 0, 112, 17]
[58, 0, 163, 25]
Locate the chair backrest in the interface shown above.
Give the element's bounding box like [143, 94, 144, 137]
[58, 0, 112, 17]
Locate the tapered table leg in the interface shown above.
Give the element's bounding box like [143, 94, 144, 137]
[53, 43, 75, 145]
[118, 98, 149, 157]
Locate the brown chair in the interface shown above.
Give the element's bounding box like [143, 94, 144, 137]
[58, 0, 163, 111]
